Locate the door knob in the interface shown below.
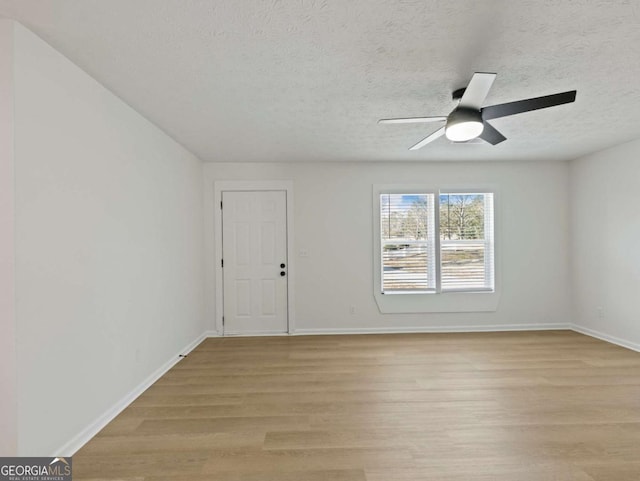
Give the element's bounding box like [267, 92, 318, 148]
[280, 271, 286, 276]
[280, 263, 286, 268]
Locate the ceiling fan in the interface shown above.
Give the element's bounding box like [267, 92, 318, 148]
[379, 72, 577, 150]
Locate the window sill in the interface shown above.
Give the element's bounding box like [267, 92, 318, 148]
[374, 289, 500, 313]
[382, 288, 494, 295]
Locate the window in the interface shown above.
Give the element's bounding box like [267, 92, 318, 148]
[381, 194, 436, 292]
[380, 192, 494, 294]
[439, 193, 494, 291]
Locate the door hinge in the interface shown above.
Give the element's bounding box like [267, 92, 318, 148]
[220, 200, 223, 209]
[222, 316, 225, 326]
[221, 259, 224, 268]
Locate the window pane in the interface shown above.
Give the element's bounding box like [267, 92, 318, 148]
[441, 242, 486, 290]
[439, 193, 494, 291]
[382, 243, 432, 291]
[380, 193, 435, 292]
[439, 194, 485, 240]
[381, 194, 432, 240]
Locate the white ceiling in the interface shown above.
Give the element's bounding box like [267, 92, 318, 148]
[1, 0, 640, 162]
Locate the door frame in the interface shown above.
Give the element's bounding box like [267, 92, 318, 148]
[214, 180, 295, 335]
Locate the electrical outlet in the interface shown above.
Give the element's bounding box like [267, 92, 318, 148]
[299, 249, 309, 257]
[597, 307, 604, 319]
[350, 305, 356, 315]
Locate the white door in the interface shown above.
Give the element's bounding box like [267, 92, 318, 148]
[222, 190, 288, 335]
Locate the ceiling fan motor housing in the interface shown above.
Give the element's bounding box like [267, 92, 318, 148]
[445, 107, 484, 141]
[452, 87, 467, 101]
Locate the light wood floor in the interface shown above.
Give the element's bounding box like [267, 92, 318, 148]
[74, 330, 640, 480]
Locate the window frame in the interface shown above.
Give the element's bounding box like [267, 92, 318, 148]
[373, 184, 501, 314]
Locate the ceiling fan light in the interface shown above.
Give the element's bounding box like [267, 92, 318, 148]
[445, 108, 484, 141]
[445, 120, 484, 141]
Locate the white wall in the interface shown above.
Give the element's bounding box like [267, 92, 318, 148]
[0, 20, 17, 456]
[570, 139, 640, 349]
[204, 161, 571, 333]
[12, 23, 205, 455]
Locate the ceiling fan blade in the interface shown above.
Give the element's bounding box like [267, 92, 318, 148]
[459, 72, 497, 110]
[378, 116, 446, 124]
[479, 121, 506, 145]
[482, 90, 577, 120]
[409, 127, 445, 150]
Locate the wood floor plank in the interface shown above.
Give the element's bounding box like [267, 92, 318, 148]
[144, 469, 367, 481]
[579, 461, 640, 481]
[200, 447, 413, 473]
[263, 428, 437, 450]
[366, 463, 595, 481]
[135, 415, 310, 435]
[78, 432, 265, 456]
[73, 451, 210, 478]
[72, 331, 640, 480]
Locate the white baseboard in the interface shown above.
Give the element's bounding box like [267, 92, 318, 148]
[571, 324, 640, 352]
[204, 329, 221, 337]
[55, 332, 208, 456]
[222, 330, 289, 337]
[293, 323, 571, 336]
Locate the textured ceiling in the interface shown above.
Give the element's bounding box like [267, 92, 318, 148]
[1, 0, 640, 162]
